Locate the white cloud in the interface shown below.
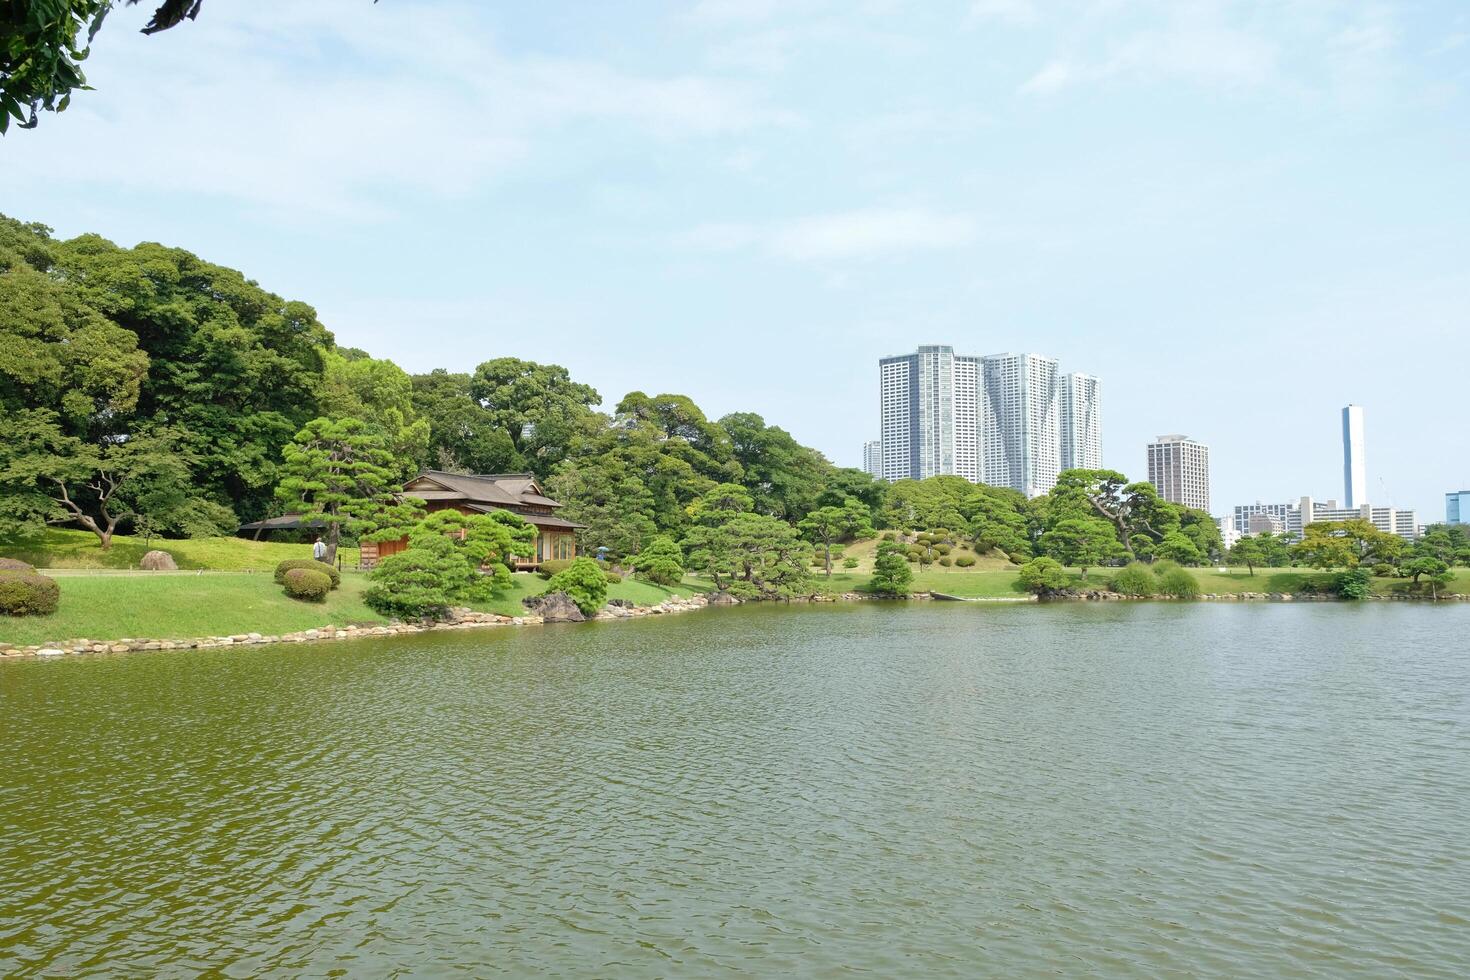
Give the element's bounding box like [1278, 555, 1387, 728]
[4, 0, 794, 220]
[684, 207, 976, 261]
[1020, 59, 1076, 94]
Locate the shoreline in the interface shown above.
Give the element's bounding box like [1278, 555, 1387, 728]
[4, 588, 1466, 661]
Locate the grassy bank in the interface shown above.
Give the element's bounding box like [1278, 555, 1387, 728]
[0, 528, 360, 571]
[0, 571, 698, 647]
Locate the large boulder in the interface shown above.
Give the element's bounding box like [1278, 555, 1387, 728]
[140, 550, 178, 571]
[522, 591, 586, 623]
[707, 591, 740, 606]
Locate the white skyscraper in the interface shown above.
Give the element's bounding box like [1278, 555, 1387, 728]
[878, 346, 979, 482]
[1342, 404, 1366, 508]
[862, 440, 883, 479]
[1147, 434, 1211, 512]
[1059, 372, 1102, 472]
[980, 353, 1061, 497]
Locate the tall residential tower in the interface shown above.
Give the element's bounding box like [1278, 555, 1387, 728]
[862, 440, 883, 479]
[1059, 372, 1102, 472]
[877, 346, 1097, 495]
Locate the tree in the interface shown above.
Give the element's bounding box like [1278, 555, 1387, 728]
[1047, 469, 1184, 560]
[319, 351, 429, 477]
[0, 410, 209, 548]
[1293, 520, 1404, 571]
[469, 358, 601, 476]
[410, 369, 525, 475]
[1038, 516, 1124, 579]
[1017, 557, 1069, 594]
[363, 535, 471, 621]
[1228, 536, 1265, 576]
[1401, 556, 1448, 590]
[274, 417, 421, 564]
[869, 541, 913, 596]
[1155, 529, 1203, 565]
[632, 536, 684, 587]
[798, 498, 874, 577]
[683, 511, 812, 598]
[403, 510, 527, 596]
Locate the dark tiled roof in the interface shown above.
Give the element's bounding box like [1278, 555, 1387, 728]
[405, 471, 566, 511]
[463, 503, 585, 530]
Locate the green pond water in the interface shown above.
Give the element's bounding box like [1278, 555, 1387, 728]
[2, 603, 1468, 977]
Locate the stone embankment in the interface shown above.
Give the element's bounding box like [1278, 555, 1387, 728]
[0, 593, 727, 661]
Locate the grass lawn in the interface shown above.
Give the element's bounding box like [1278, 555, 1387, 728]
[0, 572, 389, 646]
[0, 528, 360, 572]
[0, 570, 703, 647]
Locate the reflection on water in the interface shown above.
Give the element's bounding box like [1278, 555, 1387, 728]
[3, 603, 1468, 976]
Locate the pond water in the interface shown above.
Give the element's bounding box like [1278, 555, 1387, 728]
[3, 603, 1469, 976]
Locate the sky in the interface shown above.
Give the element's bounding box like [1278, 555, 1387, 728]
[5, 0, 1468, 520]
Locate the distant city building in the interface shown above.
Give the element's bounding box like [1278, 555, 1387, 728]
[1059, 372, 1102, 472]
[1217, 516, 1241, 553]
[981, 352, 1061, 497]
[1342, 404, 1367, 508]
[1300, 497, 1417, 540]
[876, 346, 1095, 495]
[1233, 502, 1296, 537]
[878, 345, 979, 482]
[1447, 490, 1470, 525]
[1146, 434, 1211, 512]
[862, 440, 883, 479]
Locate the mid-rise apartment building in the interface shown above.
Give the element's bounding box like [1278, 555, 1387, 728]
[862, 440, 883, 480]
[1447, 490, 1470, 525]
[1146, 434, 1211, 512]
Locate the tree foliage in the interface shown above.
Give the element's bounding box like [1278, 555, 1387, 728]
[868, 541, 913, 596]
[632, 535, 685, 587]
[541, 556, 609, 616]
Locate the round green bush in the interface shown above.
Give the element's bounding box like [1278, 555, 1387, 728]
[905, 552, 918, 563]
[1109, 562, 1157, 597]
[274, 558, 340, 590]
[282, 567, 332, 602]
[604, 571, 622, 584]
[0, 557, 36, 573]
[954, 555, 976, 568]
[0, 571, 60, 616]
[1372, 563, 1395, 578]
[881, 531, 896, 541]
[542, 557, 609, 616]
[842, 557, 860, 569]
[536, 558, 574, 580]
[1157, 567, 1200, 599]
[935, 543, 952, 556]
[938, 557, 952, 567]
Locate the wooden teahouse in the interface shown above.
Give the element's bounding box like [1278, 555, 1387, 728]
[360, 471, 583, 570]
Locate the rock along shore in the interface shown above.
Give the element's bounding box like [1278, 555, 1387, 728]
[0, 593, 721, 661]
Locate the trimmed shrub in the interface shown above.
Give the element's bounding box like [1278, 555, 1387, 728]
[536, 558, 574, 580]
[954, 555, 976, 568]
[935, 543, 952, 556]
[870, 542, 914, 596]
[542, 557, 609, 616]
[632, 537, 685, 587]
[881, 531, 897, 542]
[1372, 563, 1395, 579]
[0, 571, 60, 616]
[1334, 568, 1373, 600]
[905, 552, 918, 563]
[282, 568, 332, 603]
[1157, 567, 1200, 599]
[842, 557, 860, 569]
[274, 558, 340, 590]
[938, 557, 952, 567]
[1109, 563, 1157, 597]
[0, 558, 36, 573]
[1018, 557, 1068, 594]
[604, 571, 622, 584]
[364, 544, 464, 619]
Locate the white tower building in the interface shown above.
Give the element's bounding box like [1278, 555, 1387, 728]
[878, 346, 979, 482]
[862, 440, 883, 479]
[1342, 404, 1366, 508]
[980, 353, 1061, 498]
[1059, 372, 1102, 472]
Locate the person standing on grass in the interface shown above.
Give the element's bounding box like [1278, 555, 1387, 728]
[312, 537, 327, 562]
